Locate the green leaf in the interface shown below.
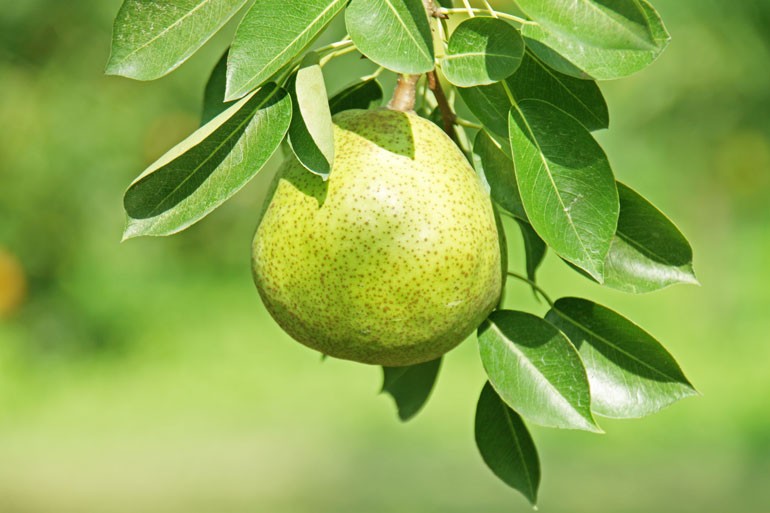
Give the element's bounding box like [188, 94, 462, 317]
[287, 55, 334, 178]
[508, 99, 618, 282]
[475, 382, 540, 505]
[442, 17, 524, 87]
[473, 131, 526, 220]
[226, 0, 346, 100]
[381, 358, 441, 421]
[604, 183, 698, 293]
[516, 220, 547, 286]
[546, 298, 696, 418]
[345, 0, 435, 74]
[456, 82, 510, 138]
[201, 50, 235, 126]
[123, 83, 292, 239]
[106, 0, 249, 80]
[329, 79, 384, 115]
[478, 310, 601, 432]
[521, 0, 670, 80]
[508, 51, 608, 131]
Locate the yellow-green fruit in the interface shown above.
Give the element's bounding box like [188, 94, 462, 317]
[252, 109, 502, 366]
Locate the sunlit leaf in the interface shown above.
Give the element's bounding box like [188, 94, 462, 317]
[442, 17, 524, 87]
[226, 0, 346, 100]
[106, 0, 248, 80]
[521, 0, 670, 80]
[123, 84, 291, 239]
[546, 298, 696, 418]
[288, 54, 334, 178]
[508, 99, 618, 281]
[346, 0, 434, 74]
[478, 310, 601, 432]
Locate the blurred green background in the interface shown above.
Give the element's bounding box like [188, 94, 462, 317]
[1, 1, 769, 512]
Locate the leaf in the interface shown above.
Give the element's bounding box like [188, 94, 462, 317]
[508, 99, 618, 282]
[329, 79, 384, 115]
[441, 17, 524, 87]
[456, 82, 510, 138]
[475, 382, 540, 505]
[381, 358, 441, 421]
[478, 310, 601, 432]
[345, 0, 434, 74]
[106, 0, 249, 80]
[603, 182, 699, 293]
[201, 49, 235, 126]
[521, 0, 670, 80]
[226, 0, 346, 100]
[516, 220, 547, 286]
[123, 83, 292, 239]
[507, 51, 608, 131]
[546, 298, 696, 418]
[287, 55, 334, 178]
[472, 131, 526, 220]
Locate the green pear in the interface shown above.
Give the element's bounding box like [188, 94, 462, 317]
[252, 108, 502, 366]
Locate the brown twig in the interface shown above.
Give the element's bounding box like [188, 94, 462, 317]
[387, 74, 420, 112]
[427, 71, 457, 142]
[423, 0, 448, 18]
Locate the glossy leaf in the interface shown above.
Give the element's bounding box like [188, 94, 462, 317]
[329, 79, 383, 115]
[288, 55, 334, 178]
[473, 131, 526, 220]
[508, 99, 618, 281]
[123, 84, 291, 239]
[226, 0, 346, 100]
[546, 298, 696, 418]
[516, 220, 547, 286]
[475, 382, 540, 505]
[604, 183, 698, 293]
[201, 50, 235, 126]
[456, 82, 510, 138]
[381, 358, 441, 421]
[478, 310, 600, 432]
[508, 51, 608, 131]
[521, 0, 670, 80]
[346, 0, 434, 74]
[442, 17, 524, 87]
[106, 0, 249, 80]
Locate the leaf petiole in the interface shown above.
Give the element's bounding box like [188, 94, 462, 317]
[440, 7, 535, 25]
[506, 270, 554, 306]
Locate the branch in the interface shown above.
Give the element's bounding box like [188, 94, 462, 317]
[427, 71, 457, 142]
[423, 0, 448, 18]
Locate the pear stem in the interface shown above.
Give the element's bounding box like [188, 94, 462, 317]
[426, 71, 457, 142]
[387, 74, 420, 112]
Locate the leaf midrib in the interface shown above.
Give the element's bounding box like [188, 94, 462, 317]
[381, 0, 432, 63]
[500, 401, 536, 501]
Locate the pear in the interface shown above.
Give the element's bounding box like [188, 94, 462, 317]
[252, 108, 502, 366]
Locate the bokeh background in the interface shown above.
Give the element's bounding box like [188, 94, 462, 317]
[1, 1, 769, 512]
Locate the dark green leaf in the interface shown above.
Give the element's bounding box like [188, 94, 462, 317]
[123, 84, 292, 239]
[475, 382, 540, 505]
[106, 0, 249, 80]
[287, 55, 334, 178]
[546, 298, 696, 418]
[521, 0, 670, 80]
[508, 51, 608, 131]
[516, 220, 547, 286]
[381, 358, 442, 421]
[478, 310, 600, 432]
[346, 0, 435, 74]
[456, 82, 510, 138]
[201, 49, 235, 126]
[329, 79, 383, 115]
[473, 130, 526, 220]
[226, 0, 346, 100]
[442, 17, 524, 87]
[508, 99, 618, 281]
[604, 182, 698, 293]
